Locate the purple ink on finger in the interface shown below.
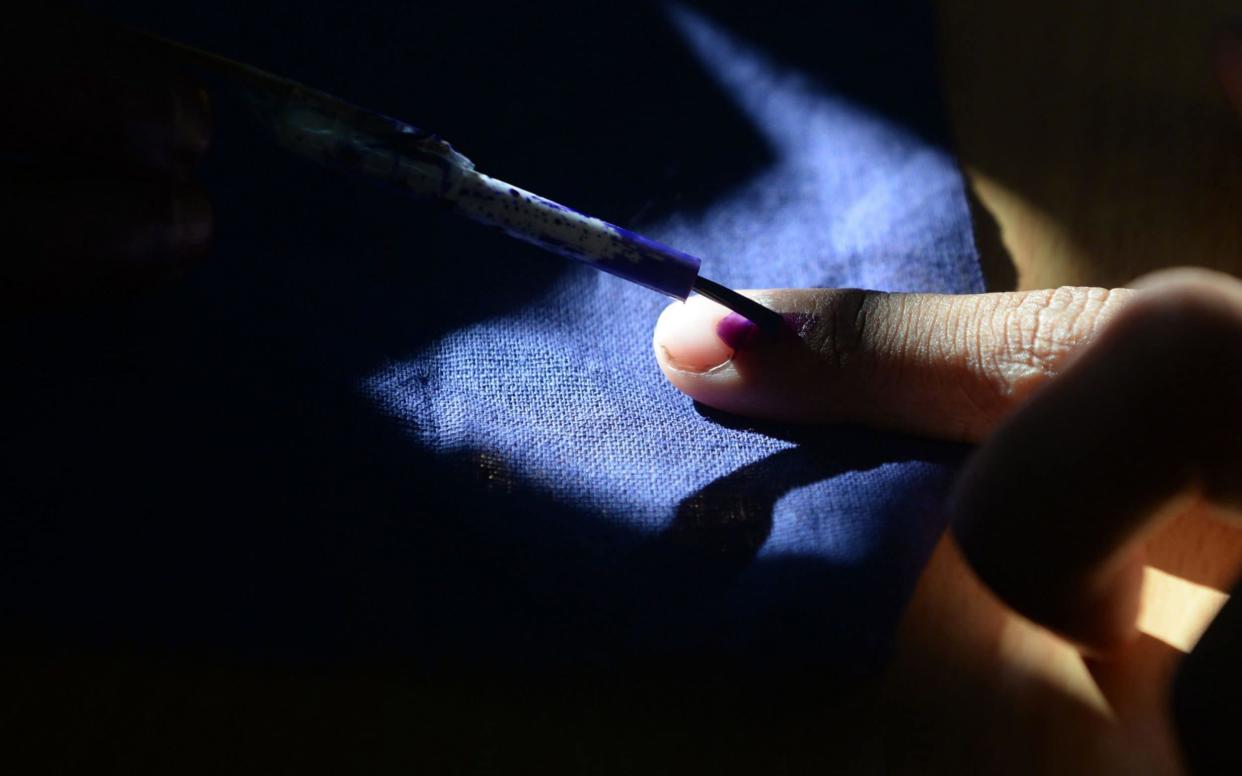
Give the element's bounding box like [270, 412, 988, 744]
[717, 310, 812, 351]
[716, 312, 759, 350]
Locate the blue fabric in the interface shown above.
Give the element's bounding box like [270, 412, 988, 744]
[3, 2, 981, 682]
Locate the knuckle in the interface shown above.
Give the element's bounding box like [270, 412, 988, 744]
[806, 289, 878, 370]
[986, 286, 1124, 397]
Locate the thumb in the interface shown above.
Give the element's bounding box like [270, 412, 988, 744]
[652, 287, 1132, 441]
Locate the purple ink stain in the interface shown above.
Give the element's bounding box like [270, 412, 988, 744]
[716, 312, 759, 350]
[718, 310, 814, 350]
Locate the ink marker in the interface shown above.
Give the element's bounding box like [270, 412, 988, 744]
[142, 31, 784, 332]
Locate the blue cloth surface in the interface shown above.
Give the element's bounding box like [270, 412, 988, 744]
[3, 1, 981, 681]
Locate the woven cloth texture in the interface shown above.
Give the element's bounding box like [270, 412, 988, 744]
[3, 1, 982, 681]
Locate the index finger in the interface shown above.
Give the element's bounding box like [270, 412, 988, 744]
[653, 285, 1132, 442]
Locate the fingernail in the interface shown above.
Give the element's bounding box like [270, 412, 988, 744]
[716, 312, 759, 349]
[654, 296, 737, 372]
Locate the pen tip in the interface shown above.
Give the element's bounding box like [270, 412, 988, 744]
[691, 276, 784, 333]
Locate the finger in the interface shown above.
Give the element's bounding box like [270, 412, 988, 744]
[951, 269, 1242, 652]
[653, 286, 1132, 441]
[0, 12, 210, 175]
[0, 178, 212, 310]
[1215, 23, 1242, 121]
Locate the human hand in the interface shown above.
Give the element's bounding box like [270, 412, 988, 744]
[0, 9, 212, 312]
[653, 268, 1241, 772]
[648, 26, 1242, 771]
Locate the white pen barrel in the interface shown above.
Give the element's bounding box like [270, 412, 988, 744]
[451, 171, 701, 299]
